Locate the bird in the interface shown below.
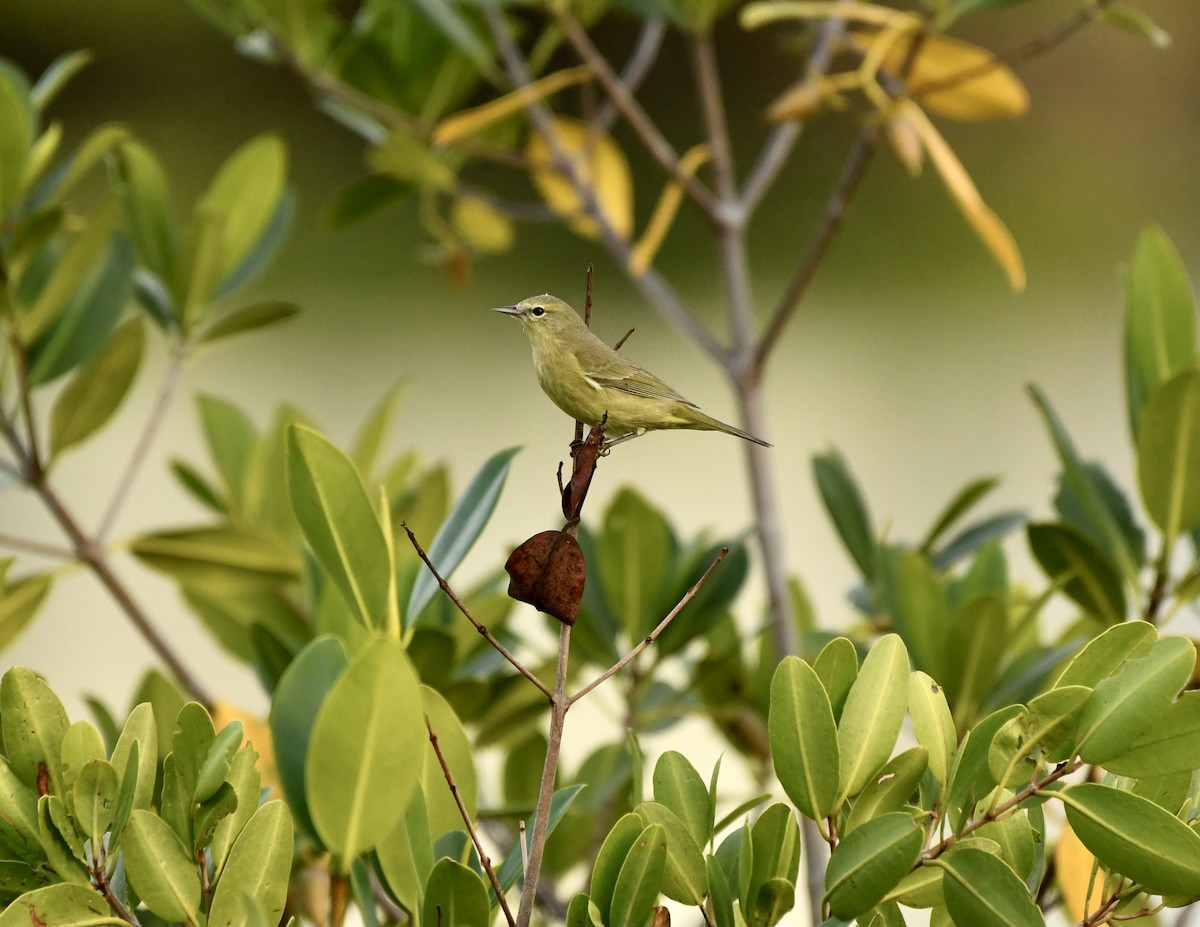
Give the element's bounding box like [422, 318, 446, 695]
[495, 294, 771, 448]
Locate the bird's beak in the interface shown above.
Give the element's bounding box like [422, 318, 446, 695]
[494, 305, 524, 316]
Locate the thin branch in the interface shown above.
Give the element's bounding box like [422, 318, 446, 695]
[516, 623, 571, 927]
[97, 339, 187, 542]
[483, 7, 730, 368]
[612, 328, 635, 351]
[426, 714, 516, 927]
[570, 548, 728, 705]
[555, 10, 720, 221]
[402, 522, 552, 699]
[0, 531, 75, 559]
[592, 19, 668, 137]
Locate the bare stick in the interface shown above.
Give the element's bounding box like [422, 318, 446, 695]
[402, 522, 552, 699]
[570, 548, 727, 705]
[427, 715, 516, 927]
[0, 532, 74, 559]
[613, 328, 635, 351]
[592, 19, 668, 137]
[516, 623, 571, 927]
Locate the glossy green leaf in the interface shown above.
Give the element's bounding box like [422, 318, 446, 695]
[609, 823, 667, 927]
[72, 759, 118, 847]
[406, 446, 520, 624]
[921, 475, 1000, 554]
[564, 892, 596, 927]
[198, 133, 287, 282]
[1028, 522, 1126, 625]
[595, 487, 677, 638]
[1138, 369, 1200, 542]
[887, 863, 944, 909]
[745, 803, 801, 919]
[1125, 225, 1196, 433]
[0, 759, 42, 858]
[1074, 635, 1196, 763]
[944, 705, 1024, 827]
[132, 525, 300, 591]
[813, 449, 875, 578]
[48, 315, 144, 457]
[0, 575, 52, 652]
[826, 813, 923, 919]
[942, 595, 1007, 723]
[937, 846, 1044, 927]
[122, 809, 202, 925]
[376, 791, 434, 917]
[289, 425, 392, 629]
[908, 672, 956, 789]
[1, 667, 69, 795]
[112, 138, 176, 279]
[306, 637, 424, 861]
[195, 717, 243, 803]
[974, 800, 1035, 884]
[1054, 461, 1146, 570]
[590, 813, 644, 925]
[18, 204, 112, 344]
[634, 801, 707, 904]
[0, 883, 107, 926]
[199, 300, 300, 344]
[1052, 620, 1157, 689]
[844, 747, 928, 835]
[876, 547, 948, 678]
[1061, 783, 1200, 896]
[1104, 690, 1200, 776]
[813, 636, 857, 720]
[0, 67, 32, 217]
[36, 795, 87, 882]
[27, 235, 134, 385]
[770, 655, 839, 821]
[111, 702, 158, 814]
[209, 743, 260, 881]
[420, 686, 476, 840]
[1022, 684, 1091, 762]
[420, 858, 490, 927]
[208, 801, 293, 926]
[837, 634, 910, 803]
[652, 751, 711, 850]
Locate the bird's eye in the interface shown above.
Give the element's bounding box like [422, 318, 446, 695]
[531, 306, 545, 316]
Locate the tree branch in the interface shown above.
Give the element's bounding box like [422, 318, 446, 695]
[592, 18, 668, 138]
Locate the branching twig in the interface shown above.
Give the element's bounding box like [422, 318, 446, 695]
[570, 547, 728, 705]
[402, 522, 553, 698]
[592, 19, 668, 138]
[426, 715, 516, 927]
[0, 531, 74, 559]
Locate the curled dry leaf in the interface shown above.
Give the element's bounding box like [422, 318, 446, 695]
[504, 530, 587, 625]
[526, 115, 634, 241]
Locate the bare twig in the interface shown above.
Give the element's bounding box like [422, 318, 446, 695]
[402, 522, 553, 698]
[97, 340, 187, 542]
[555, 10, 720, 220]
[426, 715, 516, 927]
[516, 623, 571, 927]
[570, 547, 728, 705]
[612, 328, 635, 351]
[0, 532, 74, 559]
[593, 19, 668, 138]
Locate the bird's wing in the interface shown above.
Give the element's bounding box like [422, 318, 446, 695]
[585, 351, 697, 407]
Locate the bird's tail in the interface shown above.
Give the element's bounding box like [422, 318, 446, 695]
[694, 411, 773, 447]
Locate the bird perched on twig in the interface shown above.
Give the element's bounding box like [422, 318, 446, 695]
[495, 294, 771, 448]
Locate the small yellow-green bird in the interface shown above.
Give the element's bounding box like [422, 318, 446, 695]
[495, 294, 771, 448]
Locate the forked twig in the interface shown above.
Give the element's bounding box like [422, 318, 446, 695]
[426, 715, 516, 927]
[402, 522, 552, 699]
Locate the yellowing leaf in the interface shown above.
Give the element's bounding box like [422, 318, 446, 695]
[766, 78, 837, 122]
[630, 145, 711, 276]
[741, 0, 905, 29]
[526, 116, 634, 241]
[901, 100, 1025, 291]
[886, 111, 924, 176]
[451, 196, 514, 253]
[1055, 821, 1097, 924]
[368, 129, 456, 192]
[433, 66, 591, 145]
[850, 29, 1029, 121]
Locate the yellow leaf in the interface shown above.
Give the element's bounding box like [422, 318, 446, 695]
[367, 129, 456, 192]
[766, 77, 834, 122]
[630, 144, 711, 276]
[1055, 821, 1099, 924]
[850, 29, 1029, 121]
[433, 66, 591, 146]
[741, 0, 905, 29]
[526, 116, 634, 241]
[886, 111, 924, 176]
[902, 100, 1025, 291]
[212, 700, 280, 799]
[451, 196, 514, 253]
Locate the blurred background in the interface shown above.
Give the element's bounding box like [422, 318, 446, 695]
[1, 0, 1198, 727]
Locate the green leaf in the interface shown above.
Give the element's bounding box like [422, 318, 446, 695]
[1027, 522, 1126, 625]
[634, 801, 708, 904]
[825, 813, 923, 919]
[609, 823, 667, 927]
[1052, 619, 1157, 689]
[876, 546, 948, 678]
[406, 446, 520, 624]
[0, 575, 52, 652]
[195, 717, 244, 803]
[595, 486, 677, 639]
[197, 394, 256, 512]
[920, 476, 1000, 554]
[745, 803, 800, 919]
[1137, 369, 1200, 543]
[199, 300, 300, 344]
[908, 672, 956, 790]
[111, 702, 158, 814]
[0, 666, 69, 795]
[419, 858, 490, 927]
[495, 785, 586, 894]
[1104, 690, 1200, 777]
[837, 634, 910, 804]
[564, 892, 596, 927]
[942, 595, 1007, 723]
[0, 883, 107, 926]
[59, 720, 104, 792]
[1125, 225, 1196, 433]
[209, 743, 260, 881]
[122, 809, 202, 925]
[27, 234, 134, 385]
[590, 813, 644, 926]
[376, 791, 434, 917]
[944, 705, 1024, 827]
[1101, 5, 1171, 47]
[289, 425, 392, 629]
[769, 656, 839, 821]
[1022, 685, 1091, 763]
[0, 760, 42, 859]
[812, 636, 858, 720]
[351, 380, 407, 486]
[325, 174, 412, 228]
[1053, 461, 1146, 571]
[129, 671, 184, 763]
[1074, 635, 1196, 764]
[937, 846, 1045, 927]
[132, 525, 300, 592]
[306, 637, 425, 861]
[1060, 783, 1200, 897]
[843, 747, 928, 835]
[408, 0, 498, 80]
[0, 66, 33, 218]
[112, 139, 176, 279]
[420, 686, 476, 840]
[813, 449, 875, 578]
[48, 315, 144, 458]
[652, 751, 711, 851]
[974, 800, 1035, 885]
[30, 51, 92, 113]
[208, 801, 293, 926]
